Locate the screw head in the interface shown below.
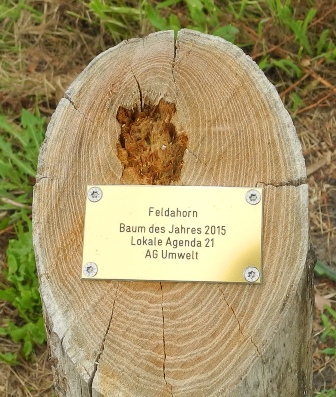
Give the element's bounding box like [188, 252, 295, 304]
[83, 262, 98, 277]
[245, 189, 261, 205]
[88, 187, 103, 202]
[244, 266, 260, 282]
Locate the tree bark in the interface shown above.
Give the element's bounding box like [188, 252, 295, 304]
[33, 29, 313, 397]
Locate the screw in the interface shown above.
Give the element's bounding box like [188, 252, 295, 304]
[244, 266, 260, 282]
[83, 262, 98, 277]
[88, 187, 103, 202]
[245, 189, 261, 205]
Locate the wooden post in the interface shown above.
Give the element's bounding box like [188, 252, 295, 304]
[33, 29, 313, 397]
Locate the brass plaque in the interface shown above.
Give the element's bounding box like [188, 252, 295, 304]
[82, 186, 263, 283]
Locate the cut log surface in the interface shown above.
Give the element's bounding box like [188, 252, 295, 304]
[33, 30, 313, 397]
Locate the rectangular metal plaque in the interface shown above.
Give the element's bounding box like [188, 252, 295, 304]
[82, 185, 263, 283]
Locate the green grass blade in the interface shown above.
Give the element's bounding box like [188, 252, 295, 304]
[314, 261, 336, 282]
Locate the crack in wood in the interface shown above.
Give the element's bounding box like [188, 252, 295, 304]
[64, 92, 79, 111]
[35, 175, 49, 182]
[185, 148, 207, 166]
[171, 39, 177, 92]
[250, 336, 264, 362]
[218, 286, 263, 360]
[132, 72, 143, 111]
[160, 282, 173, 396]
[255, 179, 307, 188]
[63, 93, 94, 124]
[88, 282, 119, 397]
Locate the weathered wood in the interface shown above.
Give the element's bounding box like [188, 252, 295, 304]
[33, 29, 313, 397]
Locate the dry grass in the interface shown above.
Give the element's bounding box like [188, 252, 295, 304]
[296, 108, 336, 392]
[0, 0, 121, 115]
[296, 108, 336, 266]
[0, 346, 53, 396]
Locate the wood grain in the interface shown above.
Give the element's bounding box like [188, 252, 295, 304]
[33, 29, 312, 397]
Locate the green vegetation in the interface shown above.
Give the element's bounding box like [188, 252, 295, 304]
[0, 0, 335, 395]
[86, 0, 239, 42]
[316, 389, 336, 397]
[85, 0, 336, 115]
[0, 217, 46, 364]
[313, 292, 336, 397]
[0, 110, 44, 227]
[320, 305, 336, 357]
[87, 0, 145, 42]
[315, 261, 336, 283]
[145, 0, 239, 41]
[0, 109, 46, 363]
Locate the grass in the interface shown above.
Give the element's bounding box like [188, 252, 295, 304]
[320, 305, 336, 357]
[316, 391, 336, 397]
[0, 109, 45, 364]
[144, 0, 240, 41]
[0, 109, 44, 227]
[85, 0, 336, 86]
[0, 0, 335, 395]
[0, 217, 46, 365]
[315, 304, 336, 396]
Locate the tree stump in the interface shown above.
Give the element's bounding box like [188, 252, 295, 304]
[33, 29, 313, 397]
